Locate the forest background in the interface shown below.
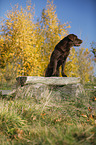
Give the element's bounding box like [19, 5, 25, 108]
[0, 0, 96, 86]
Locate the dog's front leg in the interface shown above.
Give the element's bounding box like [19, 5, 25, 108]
[52, 59, 57, 76]
[62, 61, 67, 77]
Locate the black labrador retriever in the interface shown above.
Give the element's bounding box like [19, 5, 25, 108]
[45, 34, 82, 77]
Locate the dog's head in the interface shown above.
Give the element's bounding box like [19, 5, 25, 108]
[68, 34, 82, 46]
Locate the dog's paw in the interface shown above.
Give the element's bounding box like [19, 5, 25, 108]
[52, 71, 57, 76]
[62, 74, 67, 77]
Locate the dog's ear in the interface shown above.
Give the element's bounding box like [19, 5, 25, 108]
[68, 34, 75, 41]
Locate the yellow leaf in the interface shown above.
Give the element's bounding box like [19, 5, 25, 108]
[81, 114, 87, 118]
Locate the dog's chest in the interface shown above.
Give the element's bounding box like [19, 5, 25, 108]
[58, 51, 69, 61]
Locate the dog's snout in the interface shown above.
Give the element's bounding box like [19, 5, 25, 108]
[81, 39, 83, 43]
[79, 39, 83, 44]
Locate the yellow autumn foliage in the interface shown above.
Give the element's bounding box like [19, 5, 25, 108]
[65, 47, 93, 83]
[0, 0, 93, 84]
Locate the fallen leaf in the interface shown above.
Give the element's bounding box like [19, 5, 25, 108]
[55, 118, 61, 122]
[88, 107, 92, 112]
[81, 114, 87, 118]
[88, 114, 93, 119]
[33, 116, 36, 120]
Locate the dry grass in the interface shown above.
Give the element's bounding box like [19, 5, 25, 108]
[0, 82, 96, 145]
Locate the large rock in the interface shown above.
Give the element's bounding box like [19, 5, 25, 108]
[15, 76, 83, 100]
[16, 76, 80, 86]
[0, 76, 83, 99]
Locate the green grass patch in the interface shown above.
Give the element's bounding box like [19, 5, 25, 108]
[0, 83, 96, 145]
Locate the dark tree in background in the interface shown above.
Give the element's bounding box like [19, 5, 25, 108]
[91, 41, 96, 62]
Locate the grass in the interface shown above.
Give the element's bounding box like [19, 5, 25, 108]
[0, 82, 96, 145]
